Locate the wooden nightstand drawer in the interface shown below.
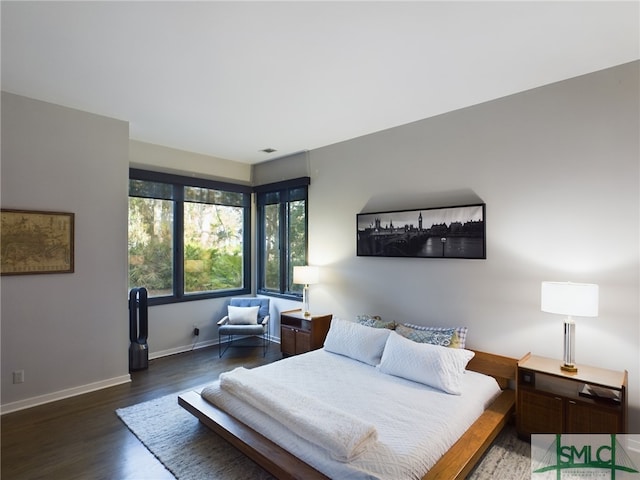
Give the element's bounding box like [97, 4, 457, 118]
[280, 309, 332, 356]
[518, 389, 564, 434]
[516, 353, 627, 438]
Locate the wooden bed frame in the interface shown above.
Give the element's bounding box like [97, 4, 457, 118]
[178, 349, 518, 480]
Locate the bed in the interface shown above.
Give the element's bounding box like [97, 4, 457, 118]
[179, 320, 517, 480]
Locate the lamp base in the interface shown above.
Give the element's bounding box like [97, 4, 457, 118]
[562, 317, 577, 374]
[302, 284, 310, 317]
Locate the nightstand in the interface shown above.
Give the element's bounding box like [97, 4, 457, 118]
[516, 353, 627, 438]
[280, 309, 332, 356]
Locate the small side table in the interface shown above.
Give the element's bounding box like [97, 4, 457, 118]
[280, 309, 332, 356]
[516, 353, 627, 438]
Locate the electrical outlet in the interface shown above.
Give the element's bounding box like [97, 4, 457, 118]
[193, 327, 200, 336]
[13, 370, 24, 384]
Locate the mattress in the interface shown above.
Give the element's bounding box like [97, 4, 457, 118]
[202, 348, 501, 480]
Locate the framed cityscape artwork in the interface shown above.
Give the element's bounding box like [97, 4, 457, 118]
[357, 203, 485, 259]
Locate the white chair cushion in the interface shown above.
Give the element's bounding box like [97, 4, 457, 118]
[228, 305, 259, 325]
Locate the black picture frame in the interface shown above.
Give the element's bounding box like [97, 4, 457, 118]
[357, 203, 485, 259]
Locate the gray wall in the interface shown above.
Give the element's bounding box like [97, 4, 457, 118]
[272, 62, 640, 431]
[124, 141, 283, 358]
[1, 93, 130, 410]
[1, 61, 638, 434]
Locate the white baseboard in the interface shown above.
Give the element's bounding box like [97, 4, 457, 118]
[1, 374, 131, 415]
[151, 335, 280, 360]
[150, 339, 217, 359]
[1, 336, 280, 415]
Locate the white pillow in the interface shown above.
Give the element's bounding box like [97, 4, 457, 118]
[323, 318, 391, 366]
[228, 305, 260, 325]
[377, 331, 475, 395]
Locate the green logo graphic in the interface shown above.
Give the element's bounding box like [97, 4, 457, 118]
[532, 434, 640, 479]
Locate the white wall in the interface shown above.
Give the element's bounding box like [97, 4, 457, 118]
[2, 62, 637, 434]
[129, 139, 252, 185]
[1, 93, 130, 411]
[0, 96, 264, 411]
[297, 62, 639, 431]
[126, 141, 258, 358]
[145, 296, 301, 359]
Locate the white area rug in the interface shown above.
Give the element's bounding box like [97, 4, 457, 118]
[116, 390, 531, 479]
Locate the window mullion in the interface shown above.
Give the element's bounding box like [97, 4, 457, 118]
[255, 183, 308, 298]
[243, 199, 251, 293]
[129, 169, 250, 305]
[304, 192, 309, 267]
[174, 186, 184, 299]
[279, 200, 288, 294]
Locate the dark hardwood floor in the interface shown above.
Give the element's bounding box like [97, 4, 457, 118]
[1, 342, 282, 480]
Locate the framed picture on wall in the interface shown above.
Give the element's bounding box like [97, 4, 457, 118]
[1, 209, 75, 275]
[357, 203, 485, 259]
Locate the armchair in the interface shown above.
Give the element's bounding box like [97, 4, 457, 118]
[217, 297, 270, 358]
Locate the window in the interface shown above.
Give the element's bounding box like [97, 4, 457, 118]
[128, 169, 251, 304]
[256, 178, 310, 298]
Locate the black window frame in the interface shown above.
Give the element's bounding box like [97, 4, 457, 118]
[256, 177, 310, 300]
[129, 168, 252, 306]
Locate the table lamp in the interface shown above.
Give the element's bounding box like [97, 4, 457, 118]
[541, 281, 599, 373]
[293, 266, 319, 317]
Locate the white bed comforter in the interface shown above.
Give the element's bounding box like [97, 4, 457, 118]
[202, 349, 501, 480]
[218, 366, 378, 461]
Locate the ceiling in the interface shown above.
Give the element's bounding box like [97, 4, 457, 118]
[2, 1, 638, 164]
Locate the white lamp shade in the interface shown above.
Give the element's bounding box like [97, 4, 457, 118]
[293, 266, 319, 285]
[541, 281, 599, 317]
